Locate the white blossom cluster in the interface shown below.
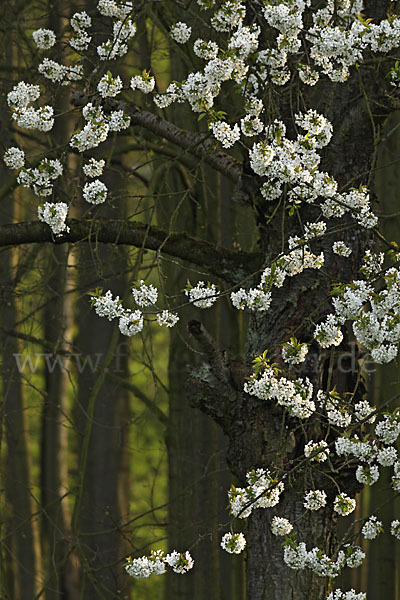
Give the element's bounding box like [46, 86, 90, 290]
[244, 359, 315, 420]
[333, 241, 352, 257]
[132, 280, 158, 307]
[231, 287, 271, 312]
[220, 532, 246, 554]
[282, 338, 308, 365]
[391, 520, 400, 540]
[3, 147, 25, 169]
[326, 590, 366, 600]
[38, 59, 83, 85]
[98, 0, 133, 18]
[333, 493, 356, 516]
[83, 158, 105, 178]
[361, 515, 383, 540]
[304, 440, 328, 462]
[211, 1, 246, 32]
[70, 11, 92, 52]
[91, 290, 124, 321]
[119, 310, 144, 337]
[283, 542, 308, 570]
[329, 266, 400, 364]
[231, 238, 323, 317]
[304, 489, 327, 511]
[125, 549, 193, 579]
[156, 310, 180, 328]
[228, 468, 284, 518]
[314, 314, 343, 348]
[91, 280, 180, 335]
[17, 158, 63, 197]
[91, 291, 143, 337]
[335, 434, 378, 463]
[7, 81, 54, 131]
[283, 539, 365, 579]
[354, 400, 376, 424]
[270, 516, 293, 536]
[210, 121, 240, 148]
[317, 390, 352, 428]
[356, 464, 380, 486]
[97, 72, 123, 98]
[185, 281, 218, 308]
[32, 28, 56, 50]
[38, 202, 69, 236]
[130, 72, 155, 94]
[375, 414, 400, 445]
[96, 4, 136, 60]
[193, 39, 219, 60]
[70, 103, 130, 153]
[392, 461, 400, 492]
[82, 180, 108, 204]
[170, 22, 191, 44]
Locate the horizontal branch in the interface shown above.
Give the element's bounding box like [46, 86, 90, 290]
[0, 219, 261, 283]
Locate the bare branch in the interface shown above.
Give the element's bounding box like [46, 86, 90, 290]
[0, 219, 261, 284]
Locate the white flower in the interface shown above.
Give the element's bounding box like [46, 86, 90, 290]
[304, 440, 328, 462]
[391, 519, 400, 540]
[70, 30, 92, 52]
[91, 290, 124, 321]
[170, 22, 191, 44]
[333, 241, 352, 257]
[97, 73, 123, 98]
[164, 551, 194, 574]
[98, 0, 133, 19]
[283, 542, 308, 570]
[38, 59, 83, 84]
[211, 1, 245, 32]
[3, 147, 25, 169]
[362, 515, 383, 540]
[18, 158, 63, 196]
[38, 202, 69, 236]
[377, 446, 397, 467]
[83, 159, 105, 178]
[193, 39, 219, 60]
[270, 516, 293, 536]
[333, 493, 356, 516]
[356, 464, 379, 486]
[119, 310, 143, 336]
[157, 310, 179, 328]
[345, 545, 365, 568]
[241, 115, 264, 137]
[7, 81, 40, 109]
[71, 11, 91, 31]
[131, 280, 158, 307]
[125, 550, 166, 579]
[130, 74, 155, 94]
[32, 28, 56, 49]
[314, 314, 343, 348]
[304, 489, 327, 511]
[108, 110, 130, 131]
[83, 180, 108, 204]
[185, 281, 218, 308]
[220, 532, 246, 554]
[354, 400, 376, 424]
[210, 121, 240, 148]
[326, 589, 366, 600]
[282, 339, 308, 365]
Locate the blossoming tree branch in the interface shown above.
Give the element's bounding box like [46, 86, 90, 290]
[3, 0, 400, 599]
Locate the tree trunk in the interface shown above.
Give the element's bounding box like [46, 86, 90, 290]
[246, 499, 336, 600]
